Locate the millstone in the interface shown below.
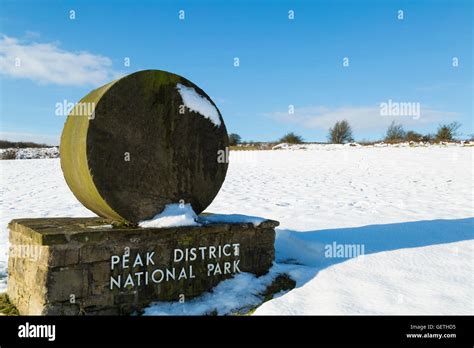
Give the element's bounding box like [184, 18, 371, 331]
[60, 70, 229, 223]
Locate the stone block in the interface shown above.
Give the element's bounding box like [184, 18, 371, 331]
[7, 216, 277, 315]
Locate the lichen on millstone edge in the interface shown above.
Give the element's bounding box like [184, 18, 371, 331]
[60, 70, 229, 223]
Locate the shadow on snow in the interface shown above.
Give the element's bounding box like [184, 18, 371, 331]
[274, 217, 474, 286]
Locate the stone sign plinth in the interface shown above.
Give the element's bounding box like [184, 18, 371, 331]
[7, 216, 277, 315]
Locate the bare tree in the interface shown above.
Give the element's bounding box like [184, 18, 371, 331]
[279, 132, 304, 144]
[328, 120, 354, 144]
[405, 130, 423, 142]
[435, 122, 461, 142]
[228, 133, 242, 146]
[384, 121, 405, 143]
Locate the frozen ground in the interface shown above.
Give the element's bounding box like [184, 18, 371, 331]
[0, 146, 472, 314]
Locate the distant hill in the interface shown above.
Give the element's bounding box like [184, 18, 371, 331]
[0, 140, 56, 149]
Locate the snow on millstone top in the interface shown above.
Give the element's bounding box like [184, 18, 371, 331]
[176, 83, 221, 127]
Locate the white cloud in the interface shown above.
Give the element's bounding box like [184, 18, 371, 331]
[267, 104, 459, 133]
[0, 35, 121, 86]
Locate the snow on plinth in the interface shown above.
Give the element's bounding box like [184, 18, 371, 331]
[138, 204, 266, 228]
[138, 204, 199, 228]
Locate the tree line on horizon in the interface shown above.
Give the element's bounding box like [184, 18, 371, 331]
[229, 120, 467, 146]
[0, 121, 466, 150]
[0, 140, 55, 149]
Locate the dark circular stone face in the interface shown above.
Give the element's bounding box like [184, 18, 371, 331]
[86, 70, 228, 222]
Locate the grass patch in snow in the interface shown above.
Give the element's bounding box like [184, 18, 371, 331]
[0, 293, 19, 315]
[261, 274, 296, 302]
[233, 274, 296, 315]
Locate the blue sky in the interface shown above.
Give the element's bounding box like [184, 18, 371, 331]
[0, 0, 472, 144]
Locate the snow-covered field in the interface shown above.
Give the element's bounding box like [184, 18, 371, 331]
[0, 146, 472, 314]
